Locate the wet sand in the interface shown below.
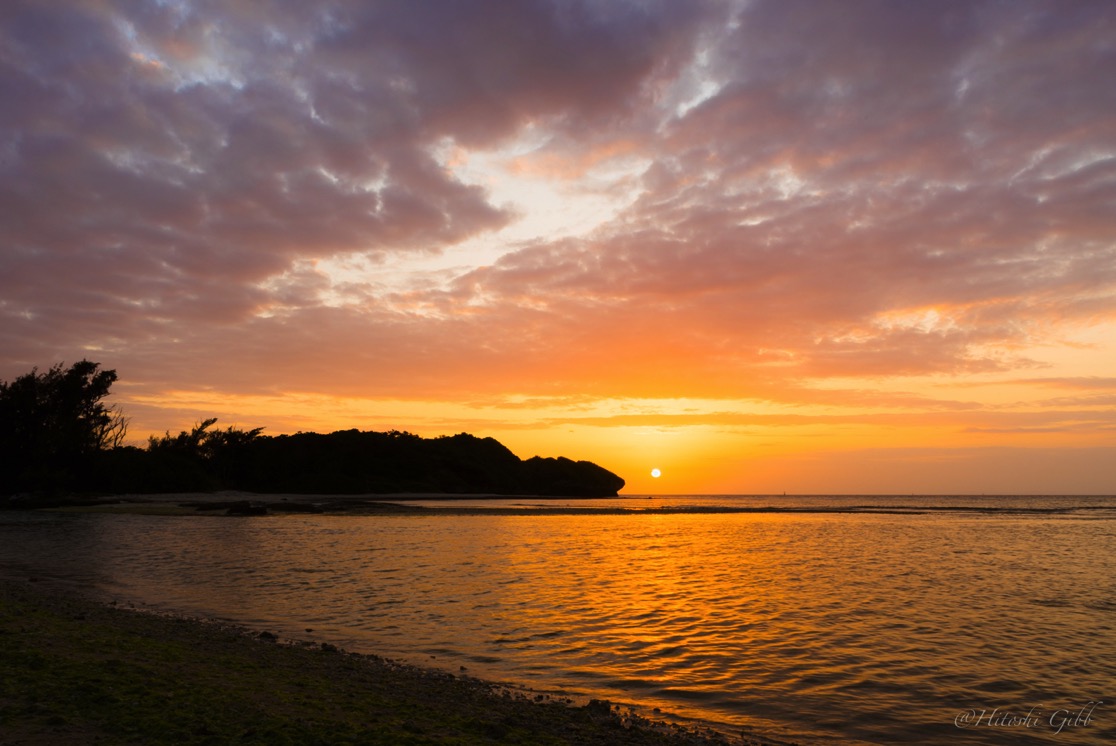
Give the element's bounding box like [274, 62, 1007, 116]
[0, 577, 777, 745]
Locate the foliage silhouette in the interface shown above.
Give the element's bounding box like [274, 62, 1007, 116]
[1, 363, 624, 499]
[0, 361, 126, 494]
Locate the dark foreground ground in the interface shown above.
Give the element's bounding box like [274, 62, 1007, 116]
[0, 579, 771, 746]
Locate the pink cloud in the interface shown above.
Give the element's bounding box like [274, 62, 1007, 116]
[0, 0, 1114, 438]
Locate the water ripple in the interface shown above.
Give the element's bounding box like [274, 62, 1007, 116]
[0, 506, 1112, 744]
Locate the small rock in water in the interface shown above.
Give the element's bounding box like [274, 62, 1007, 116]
[258, 630, 278, 642]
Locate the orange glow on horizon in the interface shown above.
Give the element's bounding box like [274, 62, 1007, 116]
[117, 321, 1116, 496]
[4, 3, 1115, 498]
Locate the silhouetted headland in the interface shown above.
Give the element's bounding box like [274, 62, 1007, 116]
[2, 427, 625, 505]
[0, 361, 625, 504]
[133, 428, 625, 497]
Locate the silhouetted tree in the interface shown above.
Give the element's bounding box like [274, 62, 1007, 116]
[0, 360, 127, 494]
[0, 362, 627, 500]
[143, 418, 264, 492]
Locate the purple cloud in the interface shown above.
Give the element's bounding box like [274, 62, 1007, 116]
[0, 0, 1113, 430]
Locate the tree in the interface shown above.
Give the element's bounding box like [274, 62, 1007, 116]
[145, 418, 264, 491]
[0, 360, 127, 494]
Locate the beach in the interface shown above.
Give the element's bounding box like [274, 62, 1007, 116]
[3, 497, 1112, 745]
[0, 577, 756, 745]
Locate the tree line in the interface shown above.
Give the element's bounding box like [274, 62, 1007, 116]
[0, 362, 625, 500]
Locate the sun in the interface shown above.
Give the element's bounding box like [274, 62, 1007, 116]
[650, 468, 662, 478]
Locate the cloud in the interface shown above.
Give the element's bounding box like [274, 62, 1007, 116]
[1, 0, 1114, 441]
[0, 0, 718, 364]
[430, 0, 1116, 385]
[1017, 377, 1116, 390]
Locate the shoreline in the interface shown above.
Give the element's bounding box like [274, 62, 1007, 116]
[4, 490, 1113, 520]
[0, 578, 779, 745]
[21, 491, 1111, 518]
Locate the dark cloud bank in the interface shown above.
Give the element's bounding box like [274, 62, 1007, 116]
[2, 0, 1114, 414]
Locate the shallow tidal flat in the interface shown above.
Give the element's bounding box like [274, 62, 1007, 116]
[0, 579, 753, 745]
[4, 496, 1113, 744]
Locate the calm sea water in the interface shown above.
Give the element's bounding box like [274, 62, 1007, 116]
[1, 495, 1113, 745]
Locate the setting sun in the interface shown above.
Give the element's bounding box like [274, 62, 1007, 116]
[1, 4, 1114, 746]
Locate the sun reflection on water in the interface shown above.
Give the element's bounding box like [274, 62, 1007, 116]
[1, 507, 1113, 745]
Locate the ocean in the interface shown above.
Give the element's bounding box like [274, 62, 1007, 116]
[1, 495, 1112, 744]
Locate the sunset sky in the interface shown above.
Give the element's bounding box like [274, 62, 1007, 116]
[2, 1, 1114, 494]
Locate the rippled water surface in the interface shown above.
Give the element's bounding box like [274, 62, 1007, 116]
[2, 497, 1113, 745]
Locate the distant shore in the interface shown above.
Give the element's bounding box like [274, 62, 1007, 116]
[33, 491, 635, 517]
[24, 491, 906, 517]
[20, 490, 1109, 518]
[0, 578, 767, 745]
[9, 490, 617, 516]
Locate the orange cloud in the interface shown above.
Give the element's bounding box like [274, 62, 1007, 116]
[2, 1, 1115, 493]
[508, 139, 642, 180]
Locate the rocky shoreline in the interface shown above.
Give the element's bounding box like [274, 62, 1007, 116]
[0, 578, 781, 745]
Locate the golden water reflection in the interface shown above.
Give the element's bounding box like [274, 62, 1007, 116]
[1, 508, 1113, 745]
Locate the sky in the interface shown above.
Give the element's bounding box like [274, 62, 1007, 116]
[1, 0, 1115, 495]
